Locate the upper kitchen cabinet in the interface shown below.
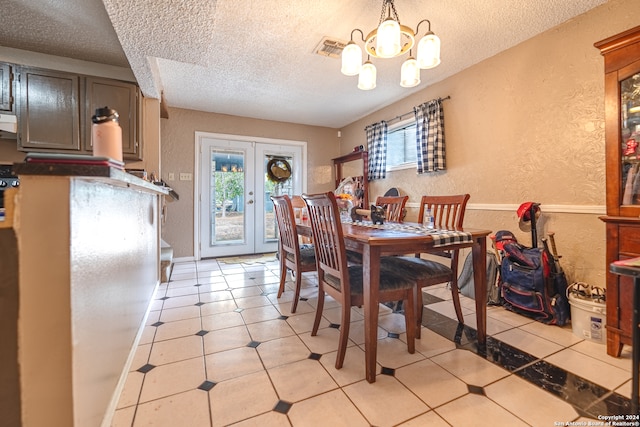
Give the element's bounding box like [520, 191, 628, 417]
[14, 65, 142, 159]
[0, 63, 13, 112]
[85, 77, 141, 160]
[17, 67, 81, 151]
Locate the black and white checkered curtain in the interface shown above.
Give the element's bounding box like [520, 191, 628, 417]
[366, 121, 388, 181]
[414, 99, 445, 173]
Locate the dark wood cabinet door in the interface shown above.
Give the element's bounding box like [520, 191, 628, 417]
[0, 63, 12, 113]
[85, 77, 140, 160]
[17, 67, 80, 150]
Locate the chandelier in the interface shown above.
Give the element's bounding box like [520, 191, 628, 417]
[341, 0, 441, 90]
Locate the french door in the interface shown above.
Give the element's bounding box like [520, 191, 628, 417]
[196, 132, 306, 259]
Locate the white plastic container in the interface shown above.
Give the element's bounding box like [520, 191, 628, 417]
[567, 289, 606, 344]
[91, 106, 123, 162]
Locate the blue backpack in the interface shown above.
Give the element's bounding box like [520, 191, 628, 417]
[500, 241, 570, 326]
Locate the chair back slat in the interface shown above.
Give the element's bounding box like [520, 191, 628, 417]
[375, 195, 409, 222]
[302, 192, 350, 294]
[271, 195, 299, 256]
[417, 194, 470, 230]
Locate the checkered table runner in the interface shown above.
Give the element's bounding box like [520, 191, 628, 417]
[344, 220, 473, 248]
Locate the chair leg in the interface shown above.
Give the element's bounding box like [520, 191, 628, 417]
[450, 279, 464, 324]
[335, 303, 351, 369]
[416, 285, 424, 339]
[290, 268, 302, 313]
[277, 257, 287, 299]
[311, 284, 324, 336]
[404, 289, 416, 354]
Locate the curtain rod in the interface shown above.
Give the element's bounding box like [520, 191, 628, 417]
[386, 96, 451, 125]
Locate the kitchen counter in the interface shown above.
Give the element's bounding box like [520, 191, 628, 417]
[0, 166, 165, 427]
[13, 161, 169, 194]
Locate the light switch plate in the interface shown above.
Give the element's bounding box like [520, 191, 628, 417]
[179, 173, 192, 181]
[168, 173, 175, 181]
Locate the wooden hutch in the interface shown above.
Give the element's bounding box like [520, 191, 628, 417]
[596, 26, 640, 357]
[332, 150, 369, 208]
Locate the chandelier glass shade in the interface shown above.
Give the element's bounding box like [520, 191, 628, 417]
[341, 42, 363, 76]
[376, 18, 401, 58]
[341, 0, 441, 90]
[400, 56, 420, 88]
[358, 61, 377, 90]
[417, 32, 441, 69]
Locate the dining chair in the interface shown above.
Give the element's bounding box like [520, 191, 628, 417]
[385, 194, 470, 336]
[271, 195, 316, 313]
[301, 192, 416, 369]
[375, 195, 409, 222]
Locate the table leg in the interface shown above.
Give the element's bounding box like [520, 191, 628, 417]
[632, 277, 639, 415]
[363, 244, 380, 383]
[472, 237, 487, 345]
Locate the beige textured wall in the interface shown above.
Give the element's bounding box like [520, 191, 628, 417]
[339, 0, 638, 286]
[0, 140, 26, 163]
[161, 108, 339, 258]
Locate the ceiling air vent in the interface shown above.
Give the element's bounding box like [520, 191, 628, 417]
[314, 37, 347, 58]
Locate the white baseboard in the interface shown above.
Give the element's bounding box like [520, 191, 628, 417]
[173, 256, 197, 263]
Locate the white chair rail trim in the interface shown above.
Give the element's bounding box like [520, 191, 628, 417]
[405, 202, 605, 215]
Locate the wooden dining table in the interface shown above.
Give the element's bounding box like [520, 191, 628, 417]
[297, 219, 492, 383]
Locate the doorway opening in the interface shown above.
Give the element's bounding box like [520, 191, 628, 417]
[194, 132, 306, 259]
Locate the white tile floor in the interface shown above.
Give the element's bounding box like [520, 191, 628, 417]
[110, 256, 635, 426]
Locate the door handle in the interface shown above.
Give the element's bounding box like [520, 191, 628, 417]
[248, 200, 254, 204]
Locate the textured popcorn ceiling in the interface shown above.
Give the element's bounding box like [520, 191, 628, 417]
[0, 0, 608, 128]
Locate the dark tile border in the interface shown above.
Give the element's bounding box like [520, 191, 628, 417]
[421, 305, 633, 416]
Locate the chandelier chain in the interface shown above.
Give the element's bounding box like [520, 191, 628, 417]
[379, 0, 400, 25]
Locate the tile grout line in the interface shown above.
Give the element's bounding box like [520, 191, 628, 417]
[118, 260, 629, 424]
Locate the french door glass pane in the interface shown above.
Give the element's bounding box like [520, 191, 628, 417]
[210, 149, 245, 245]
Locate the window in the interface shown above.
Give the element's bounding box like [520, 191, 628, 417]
[386, 118, 417, 170]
